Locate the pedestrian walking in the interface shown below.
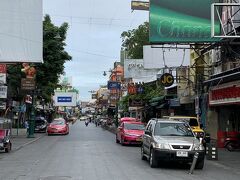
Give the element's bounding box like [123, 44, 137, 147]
[85, 120, 89, 127]
[24, 121, 29, 135]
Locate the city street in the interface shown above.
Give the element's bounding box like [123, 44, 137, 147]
[0, 121, 239, 180]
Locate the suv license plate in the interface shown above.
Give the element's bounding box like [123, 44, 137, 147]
[176, 151, 188, 157]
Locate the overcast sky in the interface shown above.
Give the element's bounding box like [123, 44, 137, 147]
[43, 0, 148, 101]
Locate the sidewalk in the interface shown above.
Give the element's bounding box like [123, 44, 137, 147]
[209, 148, 240, 173]
[11, 133, 45, 151]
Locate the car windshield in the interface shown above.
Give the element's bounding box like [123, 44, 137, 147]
[124, 123, 145, 130]
[171, 118, 199, 127]
[154, 122, 194, 137]
[51, 120, 65, 125]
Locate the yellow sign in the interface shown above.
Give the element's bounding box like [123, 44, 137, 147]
[160, 73, 174, 87]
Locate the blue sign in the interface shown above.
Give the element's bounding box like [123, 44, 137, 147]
[107, 81, 121, 90]
[57, 97, 72, 102]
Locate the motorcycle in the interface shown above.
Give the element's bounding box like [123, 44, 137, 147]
[224, 134, 240, 151]
[0, 129, 12, 153]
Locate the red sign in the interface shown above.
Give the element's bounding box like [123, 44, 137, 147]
[211, 86, 240, 100]
[0, 64, 7, 73]
[128, 83, 136, 95]
[209, 85, 240, 105]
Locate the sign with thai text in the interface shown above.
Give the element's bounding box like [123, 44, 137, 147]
[209, 81, 240, 105]
[21, 78, 36, 90]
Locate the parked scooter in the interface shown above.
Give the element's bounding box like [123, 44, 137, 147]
[224, 134, 240, 151]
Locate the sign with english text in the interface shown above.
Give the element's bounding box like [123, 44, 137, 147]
[159, 73, 174, 87]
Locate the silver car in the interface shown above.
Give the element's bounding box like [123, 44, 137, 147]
[141, 119, 205, 169]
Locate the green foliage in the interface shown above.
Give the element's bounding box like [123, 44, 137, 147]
[35, 15, 72, 101]
[119, 83, 164, 113]
[121, 22, 149, 59]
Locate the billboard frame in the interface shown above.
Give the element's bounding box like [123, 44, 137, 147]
[211, 3, 240, 38]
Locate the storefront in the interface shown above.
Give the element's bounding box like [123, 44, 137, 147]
[208, 80, 240, 147]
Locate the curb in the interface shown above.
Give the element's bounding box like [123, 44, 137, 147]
[13, 134, 45, 152]
[102, 125, 117, 134]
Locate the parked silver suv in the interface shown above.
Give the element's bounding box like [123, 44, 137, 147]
[141, 118, 205, 169]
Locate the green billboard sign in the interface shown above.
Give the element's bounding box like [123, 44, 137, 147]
[149, 0, 220, 43]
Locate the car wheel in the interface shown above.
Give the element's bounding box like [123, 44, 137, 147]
[141, 146, 146, 160]
[195, 159, 204, 169]
[226, 142, 234, 151]
[5, 144, 11, 153]
[149, 149, 158, 168]
[116, 135, 119, 143]
[120, 137, 125, 146]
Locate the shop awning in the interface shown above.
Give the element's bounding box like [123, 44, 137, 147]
[149, 96, 165, 103]
[156, 103, 168, 109]
[150, 102, 159, 107]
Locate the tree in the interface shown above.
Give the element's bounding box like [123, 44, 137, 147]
[7, 15, 72, 102]
[35, 15, 72, 101]
[121, 22, 149, 59]
[119, 82, 164, 114]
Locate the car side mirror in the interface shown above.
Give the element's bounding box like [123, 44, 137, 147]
[145, 130, 152, 136]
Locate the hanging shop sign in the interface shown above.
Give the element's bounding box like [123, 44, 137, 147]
[129, 98, 144, 107]
[0, 73, 6, 84]
[0, 64, 7, 73]
[131, 1, 149, 11]
[209, 82, 240, 105]
[92, 94, 97, 99]
[0, 86, 7, 98]
[0, 101, 6, 110]
[159, 73, 174, 87]
[107, 81, 121, 90]
[21, 78, 36, 90]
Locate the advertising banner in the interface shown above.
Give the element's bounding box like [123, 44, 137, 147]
[149, 0, 220, 43]
[143, 45, 189, 69]
[124, 59, 160, 82]
[54, 92, 77, 107]
[0, 0, 43, 62]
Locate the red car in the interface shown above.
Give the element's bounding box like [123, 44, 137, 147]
[116, 121, 145, 145]
[119, 117, 137, 123]
[47, 118, 69, 135]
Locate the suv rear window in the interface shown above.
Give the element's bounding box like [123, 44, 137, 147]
[154, 122, 194, 137]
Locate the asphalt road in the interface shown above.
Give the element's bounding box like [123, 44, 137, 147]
[0, 121, 239, 180]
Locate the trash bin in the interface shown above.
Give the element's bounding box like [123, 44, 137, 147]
[206, 139, 218, 160]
